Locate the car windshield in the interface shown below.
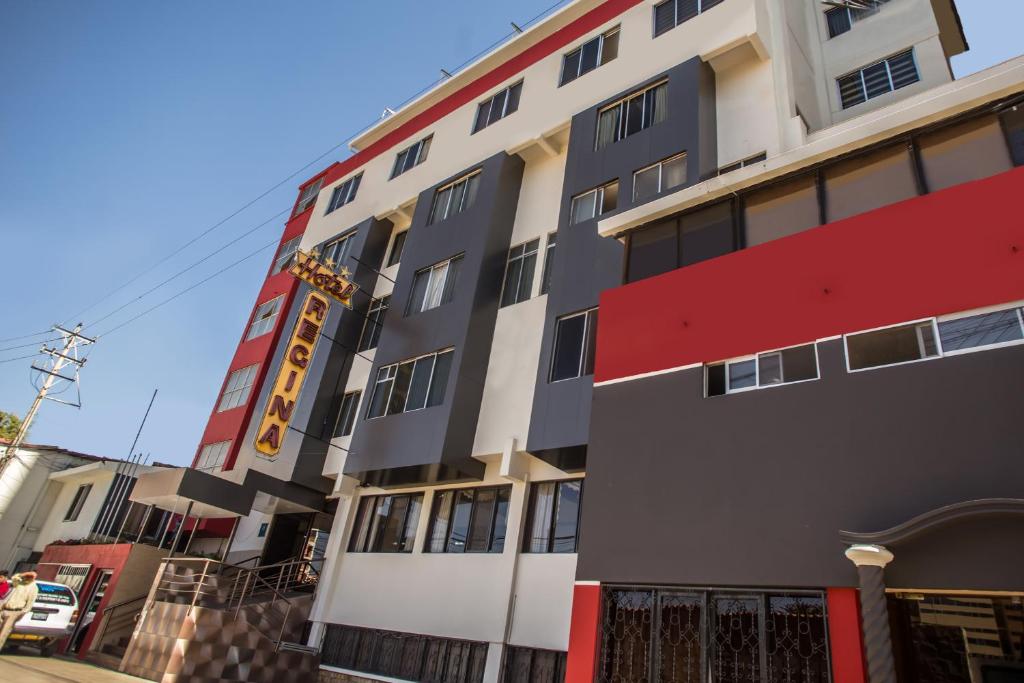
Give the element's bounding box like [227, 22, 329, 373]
[34, 583, 74, 607]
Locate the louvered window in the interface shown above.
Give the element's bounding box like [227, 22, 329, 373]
[653, 0, 724, 37]
[838, 49, 918, 109]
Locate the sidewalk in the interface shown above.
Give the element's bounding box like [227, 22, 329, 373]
[0, 654, 148, 682]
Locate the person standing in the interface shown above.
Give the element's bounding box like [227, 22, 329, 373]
[0, 572, 39, 651]
[0, 572, 10, 600]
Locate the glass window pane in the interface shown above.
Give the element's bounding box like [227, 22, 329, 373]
[600, 30, 619, 65]
[728, 359, 756, 390]
[583, 309, 598, 376]
[626, 94, 645, 137]
[463, 174, 480, 212]
[596, 107, 620, 149]
[744, 175, 820, 247]
[449, 179, 467, 218]
[680, 202, 734, 266]
[367, 369, 392, 418]
[428, 491, 453, 552]
[430, 187, 452, 224]
[571, 191, 598, 224]
[825, 145, 918, 223]
[758, 352, 783, 386]
[780, 344, 819, 382]
[487, 90, 508, 126]
[387, 362, 414, 415]
[634, 165, 661, 202]
[491, 487, 510, 552]
[826, 8, 851, 38]
[561, 48, 582, 86]
[838, 73, 866, 109]
[552, 481, 581, 552]
[386, 231, 407, 267]
[862, 61, 892, 99]
[402, 496, 421, 552]
[526, 482, 556, 552]
[627, 219, 678, 283]
[678, 0, 699, 22]
[654, 0, 676, 36]
[938, 310, 1023, 352]
[349, 498, 374, 552]
[551, 314, 587, 381]
[579, 38, 600, 76]
[441, 256, 461, 305]
[409, 269, 430, 315]
[446, 489, 474, 552]
[887, 50, 919, 90]
[663, 155, 687, 192]
[919, 116, 1014, 193]
[501, 257, 524, 308]
[374, 496, 409, 552]
[405, 355, 435, 412]
[425, 262, 449, 310]
[417, 136, 431, 165]
[474, 102, 490, 133]
[847, 322, 939, 370]
[506, 82, 522, 115]
[601, 183, 618, 214]
[706, 364, 727, 396]
[392, 150, 408, 178]
[541, 234, 556, 295]
[426, 350, 453, 407]
[466, 489, 496, 552]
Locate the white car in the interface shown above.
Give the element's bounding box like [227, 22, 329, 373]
[6, 580, 79, 656]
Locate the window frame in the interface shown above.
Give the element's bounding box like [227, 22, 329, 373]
[217, 364, 259, 412]
[522, 478, 585, 554]
[652, 0, 725, 38]
[333, 391, 362, 438]
[595, 80, 668, 149]
[365, 348, 455, 419]
[844, 317, 940, 373]
[385, 230, 407, 268]
[425, 484, 513, 554]
[322, 231, 356, 272]
[540, 232, 557, 295]
[390, 135, 432, 180]
[325, 173, 363, 214]
[348, 493, 424, 553]
[826, 0, 889, 39]
[570, 181, 618, 224]
[357, 295, 390, 352]
[559, 27, 620, 87]
[500, 239, 540, 308]
[633, 152, 688, 202]
[293, 179, 322, 216]
[705, 342, 821, 397]
[472, 81, 524, 134]
[64, 483, 93, 522]
[550, 308, 599, 383]
[406, 255, 462, 315]
[195, 440, 231, 473]
[837, 49, 919, 110]
[245, 296, 284, 341]
[428, 171, 482, 224]
[273, 236, 301, 274]
[934, 304, 1024, 357]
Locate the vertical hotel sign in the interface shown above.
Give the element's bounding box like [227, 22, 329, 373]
[254, 292, 329, 457]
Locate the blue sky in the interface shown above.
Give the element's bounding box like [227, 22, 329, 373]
[1, 1, 1021, 466]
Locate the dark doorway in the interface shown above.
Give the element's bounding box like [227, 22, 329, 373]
[261, 513, 313, 566]
[69, 569, 113, 654]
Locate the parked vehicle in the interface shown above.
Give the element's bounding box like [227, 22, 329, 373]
[5, 580, 78, 656]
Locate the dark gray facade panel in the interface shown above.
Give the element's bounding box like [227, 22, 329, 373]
[345, 153, 525, 484]
[527, 57, 717, 457]
[579, 340, 1024, 590]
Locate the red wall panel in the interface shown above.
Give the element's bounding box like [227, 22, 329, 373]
[565, 583, 603, 683]
[827, 587, 866, 683]
[596, 167, 1024, 383]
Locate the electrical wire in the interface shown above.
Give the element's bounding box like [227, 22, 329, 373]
[0, 353, 40, 365]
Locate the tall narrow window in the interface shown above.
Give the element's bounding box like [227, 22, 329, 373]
[294, 179, 322, 215]
[429, 172, 481, 224]
[333, 391, 361, 438]
[500, 239, 540, 308]
[846, 321, 939, 371]
[550, 308, 598, 382]
[217, 364, 258, 412]
[653, 0, 725, 38]
[837, 49, 918, 109]
[274, 236, 301, 273]
[64, 484, 93, 522]
[366, 349, 454, 418]
[322, 232, 356, 272]
[560, 28, 619, 86]
[596, 81, 668, 149]
[326, 173, 362, 213]
[407, 256, 462, 315]
[195, 441, 231, 472]
[391, 135, 432, 179]
[348, 494, 423, 553]
[386, 230, 407, 268]
[246, 297, 283, 340]
[427, 486, 511, 553]
[633, 153, 687, 202]
[523, 479, 584, 553]
[358, 296, 390, 352]
[540, 233, 557, 295]
[473, 82, 523, 133]
[570, 182, 618, 224]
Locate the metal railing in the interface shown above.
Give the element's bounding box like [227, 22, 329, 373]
[89, 594, 148, 658]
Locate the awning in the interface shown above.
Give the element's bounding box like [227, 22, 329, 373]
[130, 467, 253, 518]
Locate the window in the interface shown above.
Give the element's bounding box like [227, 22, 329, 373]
[257, 522, 268, 537]
[596, 81, 667, 149]
[838, 49, 919, 109]
[273, 236, 301, 273]
[429, 172, 481, 224]
[426, 486, 511, 553]
[246, 297, 283, 341]
[357, 296, 390, 352]
[366, 349, 454, 418]
[385, 230, 407, 268]
[322, 232, 356, 272]
[936, 308, 1024, 354]
[551, 308, 598, 382]
[560, 28, 619, 86]
[653, 0, 725, 37]
[824, 144, 918, 223]
[407, 256, 462, 315]
[599, 587, 829, 683]
[333, 391, 361, 438]
[391, 135, 432, 179]
[64, 484, 92, 522]
[826, 0, 889, 39]
[846, 321, 939, 371]
[195, 441, 231, 472]
[633, 153, 687, 202]
[502, 647, 567, 683]
[523, 479, 584, 553]
[625, 201, 735, 283]
[706, 344, 819, 396]
[1004, 106, 1024, 166]
[570, 182, 618, 224]
[217, 364, 258, 411]
[500, 239, 539, 308]
[294, 179, 322, 215]
[473, 82, 523, 134]
[326, 173, 362, 213]
[53, 565, 90, 594]
[743, 175, 820, 247]
[540, 233, 556, 295]
[716, 151, 767, 176]
[918, 115, 1014, 193]
[348, 494, 423, 553]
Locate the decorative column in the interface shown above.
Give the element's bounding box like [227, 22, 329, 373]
[844, 544, 897, 683]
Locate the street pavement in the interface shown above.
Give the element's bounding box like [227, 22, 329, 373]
[0, 654, 148, 682]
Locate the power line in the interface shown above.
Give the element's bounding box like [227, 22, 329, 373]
[0, 330, 53, 344]
[0, 353, 42, 365]
[0, 338, 63, 354]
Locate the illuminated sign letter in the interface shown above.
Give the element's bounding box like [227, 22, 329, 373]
[289, 250, 358, 308]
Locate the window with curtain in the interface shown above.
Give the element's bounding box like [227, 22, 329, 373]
[523, 479, 584, 553]
[407, 256, 462, 315]
[348, 494, 423, 553]
[426, 486, 512, 553]
[633, 152, 687, 202]
[429, 172, 481, 224]
[596, 81, 668, 149]
[366, 349, 454, 418]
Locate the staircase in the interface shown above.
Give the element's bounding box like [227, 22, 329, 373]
[103, 557, 322, 682]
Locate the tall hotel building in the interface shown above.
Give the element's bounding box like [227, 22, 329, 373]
[122, 1, 1024, 682]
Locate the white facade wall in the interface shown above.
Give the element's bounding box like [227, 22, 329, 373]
[33, 467, 115, 549]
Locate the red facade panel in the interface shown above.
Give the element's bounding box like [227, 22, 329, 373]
[565, 583, 603, 683]
[596, 167, 1024, 383]
[827, 587, 867, 683]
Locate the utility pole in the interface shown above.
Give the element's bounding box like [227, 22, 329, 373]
[0, 324, 95, 478]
